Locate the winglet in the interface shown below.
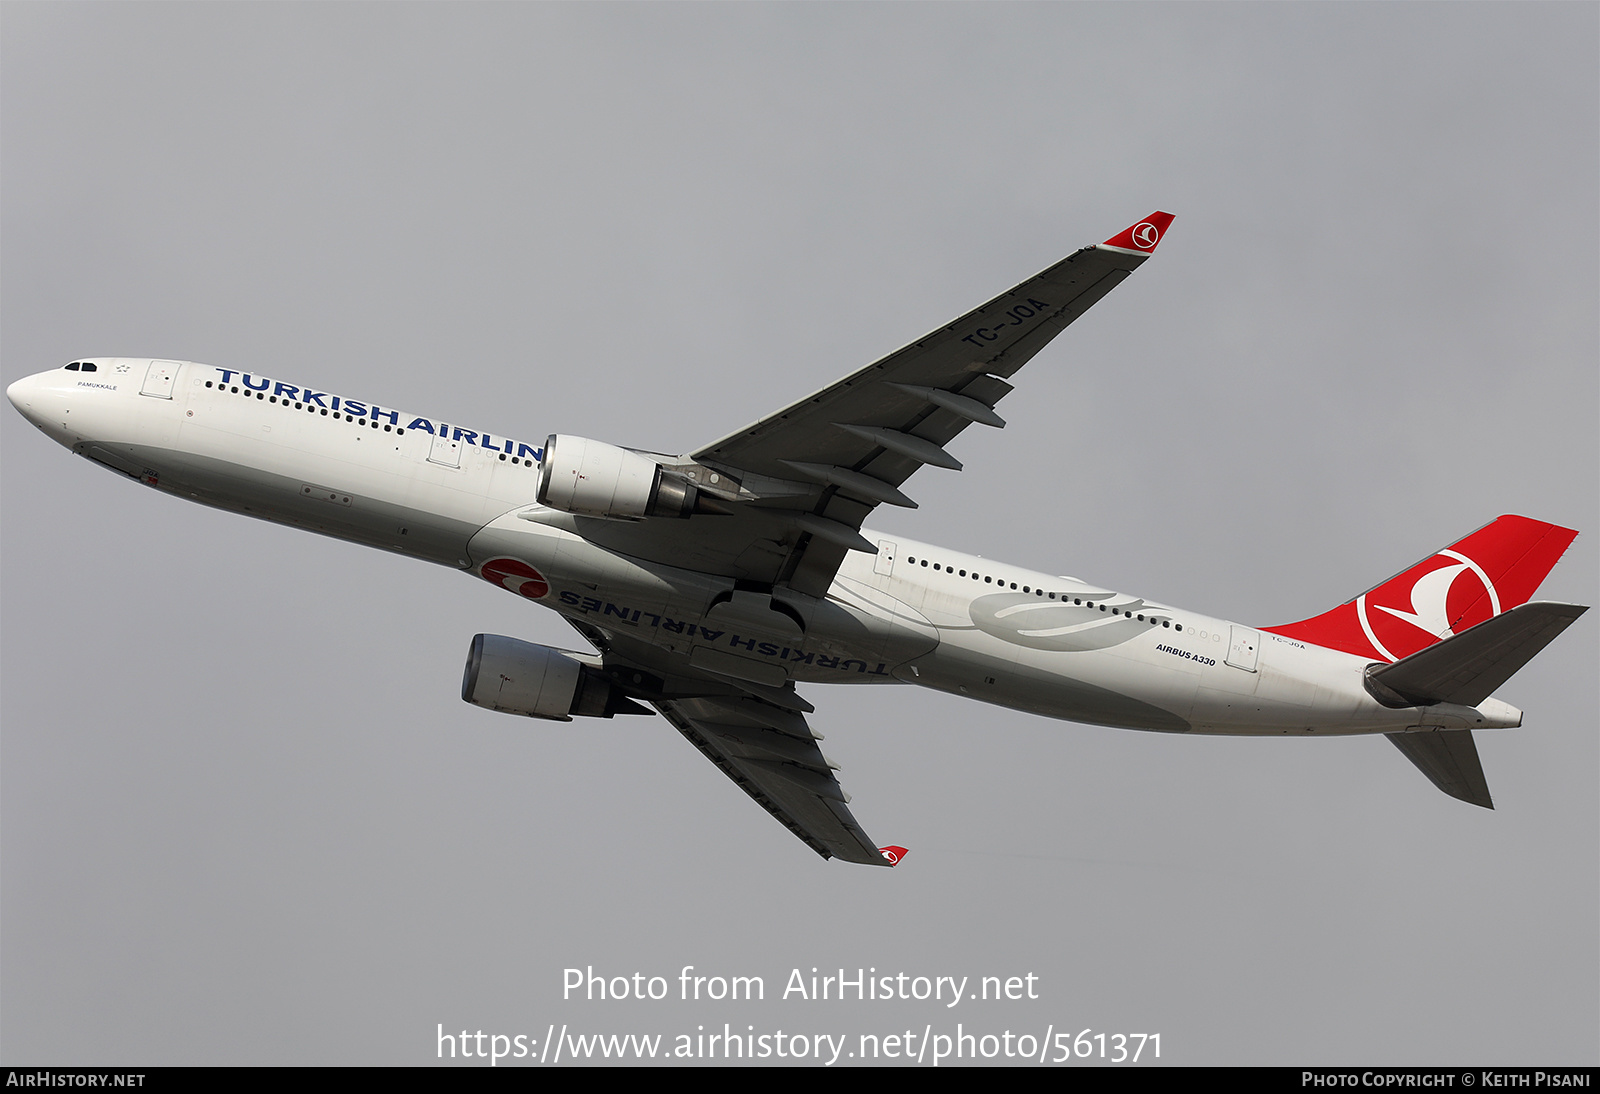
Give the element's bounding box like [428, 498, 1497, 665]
[879, 845, 909, 866]
[1101, 211, 1175, 255]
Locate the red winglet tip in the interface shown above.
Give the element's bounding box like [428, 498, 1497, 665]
[879, 845, 908, 866]
[1102, 211, 1175, 253]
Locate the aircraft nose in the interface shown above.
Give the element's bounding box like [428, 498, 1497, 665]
[7, 373, 41, 419]
[7, 370, 70, 437]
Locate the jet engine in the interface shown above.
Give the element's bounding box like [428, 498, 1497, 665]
[461, 634, 649, 720]
[536, 434, 700, 520]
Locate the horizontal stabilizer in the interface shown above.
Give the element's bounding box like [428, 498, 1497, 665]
[1367, 601, 1588, 708]
[1386, 730, 1494, 809]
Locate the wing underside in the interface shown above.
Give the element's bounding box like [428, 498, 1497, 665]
[569, 213, 1174, 599]
[653, 695, 892, 866]
[563, 616, 891, 865]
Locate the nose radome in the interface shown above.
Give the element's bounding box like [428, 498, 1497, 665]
[7, 373, 38, 414]
[8, 371, 66, 432]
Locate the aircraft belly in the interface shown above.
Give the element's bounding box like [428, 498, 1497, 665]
[467, 510, 937, 683]
[99, 444, 480, 566]
[906, 627, 1195, 732]
[1185, 634, 1419, 735]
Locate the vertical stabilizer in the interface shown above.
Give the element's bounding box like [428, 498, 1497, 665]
[1264, 515, 1578, 662]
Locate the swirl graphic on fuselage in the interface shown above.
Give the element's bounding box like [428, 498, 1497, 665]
[969, 592, 1165, 652]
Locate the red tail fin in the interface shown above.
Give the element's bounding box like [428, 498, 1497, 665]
[1264, 515, 1579, 662]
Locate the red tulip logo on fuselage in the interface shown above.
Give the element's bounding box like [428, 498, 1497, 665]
[482, 558, 549, 600]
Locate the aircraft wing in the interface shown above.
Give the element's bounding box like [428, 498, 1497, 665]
[562, 617, 894, 864]
[564, 213, 1173, 598]
[546, 215, 1175, 861]
[690, 211, 1174, 597]
[653, 694, 893, 865]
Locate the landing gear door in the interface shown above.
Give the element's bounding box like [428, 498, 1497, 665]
[1226, 625, 1260, 672]
[141, 360, 180, 399]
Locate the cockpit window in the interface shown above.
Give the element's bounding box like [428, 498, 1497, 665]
[66, 362, 80, 371]
[64, 362, 96, 372]
[81, 362, 97, 372]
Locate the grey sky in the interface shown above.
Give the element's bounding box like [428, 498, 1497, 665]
[3, 3, 1595, 1065]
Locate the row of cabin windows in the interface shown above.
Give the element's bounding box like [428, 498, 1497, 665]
[902, 553, 1183, 631]
[203, 380, 538, 467]
[208, 379, 407, 433]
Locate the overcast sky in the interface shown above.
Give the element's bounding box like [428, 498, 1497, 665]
[3, 3, 1595, 1066]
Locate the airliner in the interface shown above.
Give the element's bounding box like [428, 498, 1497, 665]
[7, 212, 1586, 866]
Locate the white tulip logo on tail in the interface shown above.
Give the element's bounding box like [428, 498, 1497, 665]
[1356, 549, 1501, 662]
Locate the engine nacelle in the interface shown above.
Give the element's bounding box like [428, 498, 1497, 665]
[461, 634, 646, 720]
[536, 434, 698, 520]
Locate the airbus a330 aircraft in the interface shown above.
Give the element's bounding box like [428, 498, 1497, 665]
[8, 212, 1587, 866]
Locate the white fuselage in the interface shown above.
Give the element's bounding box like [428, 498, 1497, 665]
[7, 359, 1520, 738]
